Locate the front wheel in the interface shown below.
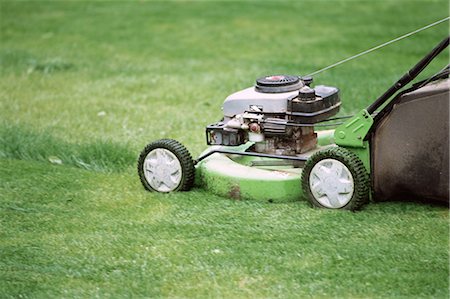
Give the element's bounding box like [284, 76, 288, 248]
[301, 147, 370, 210]
[137, 139, 195, 192]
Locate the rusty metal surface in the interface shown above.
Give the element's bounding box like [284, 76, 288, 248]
[371, 79, 449, 203]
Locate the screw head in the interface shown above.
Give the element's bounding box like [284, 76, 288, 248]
[338, 131, 346, 139]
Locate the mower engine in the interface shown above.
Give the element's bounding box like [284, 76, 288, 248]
[206, 75, 341, 155]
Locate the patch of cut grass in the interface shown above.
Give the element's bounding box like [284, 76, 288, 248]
[0, 123, 135, 172]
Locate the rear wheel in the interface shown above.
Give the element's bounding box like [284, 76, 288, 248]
[138, 139, 195, 192]
[301, 147, 370, 210]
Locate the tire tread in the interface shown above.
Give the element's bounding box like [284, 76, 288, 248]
[137, 139, 195, 192]
[301, 146, 370, 210]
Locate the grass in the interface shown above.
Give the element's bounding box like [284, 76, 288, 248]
[1, 0, 449, 298]
[0, 123, 135, 172]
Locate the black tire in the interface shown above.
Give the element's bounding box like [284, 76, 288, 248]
[137, 139, 195, 192]
[301, 147, 370, 211]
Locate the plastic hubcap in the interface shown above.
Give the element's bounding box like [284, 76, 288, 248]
[143, 148, 182, 192]
[309, 158, 354, 208]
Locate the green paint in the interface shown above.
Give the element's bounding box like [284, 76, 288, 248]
[334, 109, 374, 172]
[334, 109, 373, 148]
[195, 150, 303, 203]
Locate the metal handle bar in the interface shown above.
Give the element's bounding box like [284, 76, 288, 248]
[367, 36, 449, 114]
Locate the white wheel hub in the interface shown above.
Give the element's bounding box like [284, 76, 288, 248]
[309, 158, 354, 208]
[143, 148, 182, 192]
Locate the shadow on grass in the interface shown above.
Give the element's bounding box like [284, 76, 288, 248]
[0, 123, 135, 172]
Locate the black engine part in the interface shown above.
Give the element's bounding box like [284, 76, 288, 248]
[255, 75, 303, 93]
[206, 122, 246, 146]
[286, 86, 341, 123]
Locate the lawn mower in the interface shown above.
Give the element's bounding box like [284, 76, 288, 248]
[137, 28, 449, 210]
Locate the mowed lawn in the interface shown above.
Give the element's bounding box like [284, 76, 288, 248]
[1, 1, 449, 298]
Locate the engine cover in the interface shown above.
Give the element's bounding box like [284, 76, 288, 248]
[222, 83, 339, 120]
[222, 86, 298, 120]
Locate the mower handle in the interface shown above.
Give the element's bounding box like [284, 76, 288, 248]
[367, 35, 449, 114]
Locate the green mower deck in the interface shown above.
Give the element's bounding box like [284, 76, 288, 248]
[195, 130, 335, 202]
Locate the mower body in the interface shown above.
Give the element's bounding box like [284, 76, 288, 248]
[195, 76, 450, 206]
[138, 36, 449, 210]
